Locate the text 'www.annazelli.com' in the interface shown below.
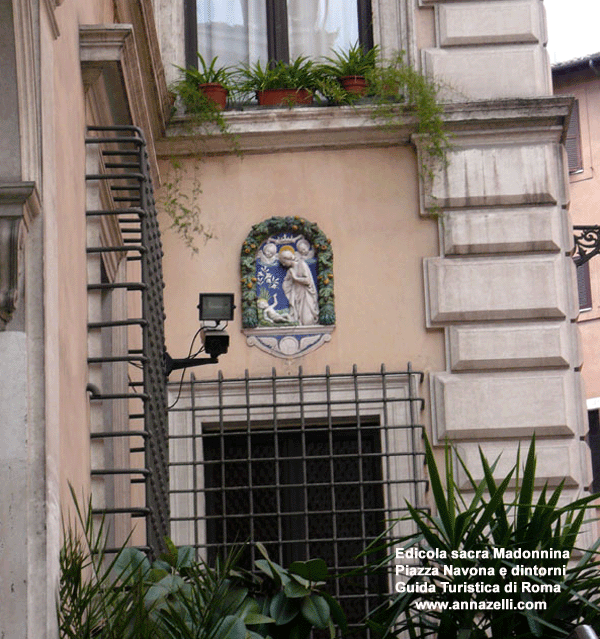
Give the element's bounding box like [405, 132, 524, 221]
[414, 599, 548, 612]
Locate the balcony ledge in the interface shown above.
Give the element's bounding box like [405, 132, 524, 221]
[155, 96, 573, 159]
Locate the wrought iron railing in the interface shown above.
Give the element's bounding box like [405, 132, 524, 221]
[86, 126, 169, 556]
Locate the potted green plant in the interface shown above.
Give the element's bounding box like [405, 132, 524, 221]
[364, 434, 600, 639]
[175, 54, 232, 110]
[236, 56, 321, 106]
[321, 43, 379, 95]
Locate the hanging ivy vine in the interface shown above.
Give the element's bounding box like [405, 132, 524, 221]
[240, 216, 335, 328]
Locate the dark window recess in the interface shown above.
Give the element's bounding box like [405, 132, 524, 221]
[566, 99, 583, 174]
[86, 126, 170, 557]
[204, 424, 386, 633]
[588, 409, 600, 492]
[577, 259, 592, 311]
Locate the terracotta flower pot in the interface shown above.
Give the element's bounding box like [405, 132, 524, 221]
[340, 75, 368, 96]
[199, 82, 228, 110]
[256, 88, 313, 106]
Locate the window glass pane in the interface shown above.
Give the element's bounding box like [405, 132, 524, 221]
[288, 0, 359, 60]
[197, 0, 268, 67]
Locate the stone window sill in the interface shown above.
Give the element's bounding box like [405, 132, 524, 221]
[156, 103, 417, 157]
[155, 96, 573, 159]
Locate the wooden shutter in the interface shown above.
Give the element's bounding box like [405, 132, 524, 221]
[566, 99, 583, 173]
[577, 259, 592, 311]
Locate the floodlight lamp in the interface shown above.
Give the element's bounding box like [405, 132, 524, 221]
[198, 293, 235, 322]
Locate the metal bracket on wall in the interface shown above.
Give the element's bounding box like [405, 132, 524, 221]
[573, 226, 600, 266]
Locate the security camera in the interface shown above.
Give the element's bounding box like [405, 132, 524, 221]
[164, 293, 234, 378]
[201, 328, 230, 358]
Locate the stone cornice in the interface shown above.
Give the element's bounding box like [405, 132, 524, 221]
[157, 96, 572, 158]
[114, 0, 171, 133]
[0, 182, 41, 327]
[80, 24, 161, 184]
[440, 96, 573, 142]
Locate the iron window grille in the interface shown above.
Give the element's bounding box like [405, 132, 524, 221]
[86, 126, 170, 556]
[168, 364, 425, 634]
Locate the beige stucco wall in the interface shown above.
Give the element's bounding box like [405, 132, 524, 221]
[159, 145, 444, 385]
[554, 72, 600, 400]
[43, 0, 116, 508]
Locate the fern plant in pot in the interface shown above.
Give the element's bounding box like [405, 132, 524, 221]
[175, 54, 232, 110]
[236, 56, 322, 106]
[321, 43, 379, 96]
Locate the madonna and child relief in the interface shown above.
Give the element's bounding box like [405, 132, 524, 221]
[256, 238, 319, 327]
[240, 217, 335, 359]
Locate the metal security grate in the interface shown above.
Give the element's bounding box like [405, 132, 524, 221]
[168, 364, 425, 633]
[86, 126, 169, 556]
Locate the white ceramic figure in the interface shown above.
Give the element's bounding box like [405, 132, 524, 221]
[257, 294, 294, 324]
[279, 247, 319, 325]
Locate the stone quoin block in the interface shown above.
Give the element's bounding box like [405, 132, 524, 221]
[448, 322, 576, 371]
[442, 207, 564, 255]
[437, 1, 543, 47]
[427, 143, 561, 210]
[453, 438, 589, 489]
[430, 370, 582, 441]
[425, 255, 575, 324]
[422, 46, 551, 100]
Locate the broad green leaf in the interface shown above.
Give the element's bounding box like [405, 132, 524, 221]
[163, 537, 178, 566]
[284, 578, 311, 598]
[321, 591, 348, 634]
[146, 567, 170, 584]
[269, 592, 299, 626]
[255, 552, 290, 588]
[151, 559, 171, 573]
[289, 558, 329, 582]
[177, 545, 195, 569]
[301, 594, 330, 629]
[244, 613, 275, 625]
[221, 587, 249, 615]
[145, 574, 185, 605]
[216, 615, 246, 639]
[114, 547, 151, 580]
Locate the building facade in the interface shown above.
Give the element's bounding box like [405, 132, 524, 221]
[0, 1, 590, 638]
[553, 53, 600, 491]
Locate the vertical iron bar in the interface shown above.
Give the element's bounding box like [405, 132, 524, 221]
[297, 366, 309, 560]
[325, 365, 338, 592]
[352, 364, 369, 602]
[408, 362, 422, 510]
[245, 369, 255, 567]
[218, 370, 226, 552]
[380, 363, 393, 526]
[190, 373, 200, 553]
[271, 367, 282, 565]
